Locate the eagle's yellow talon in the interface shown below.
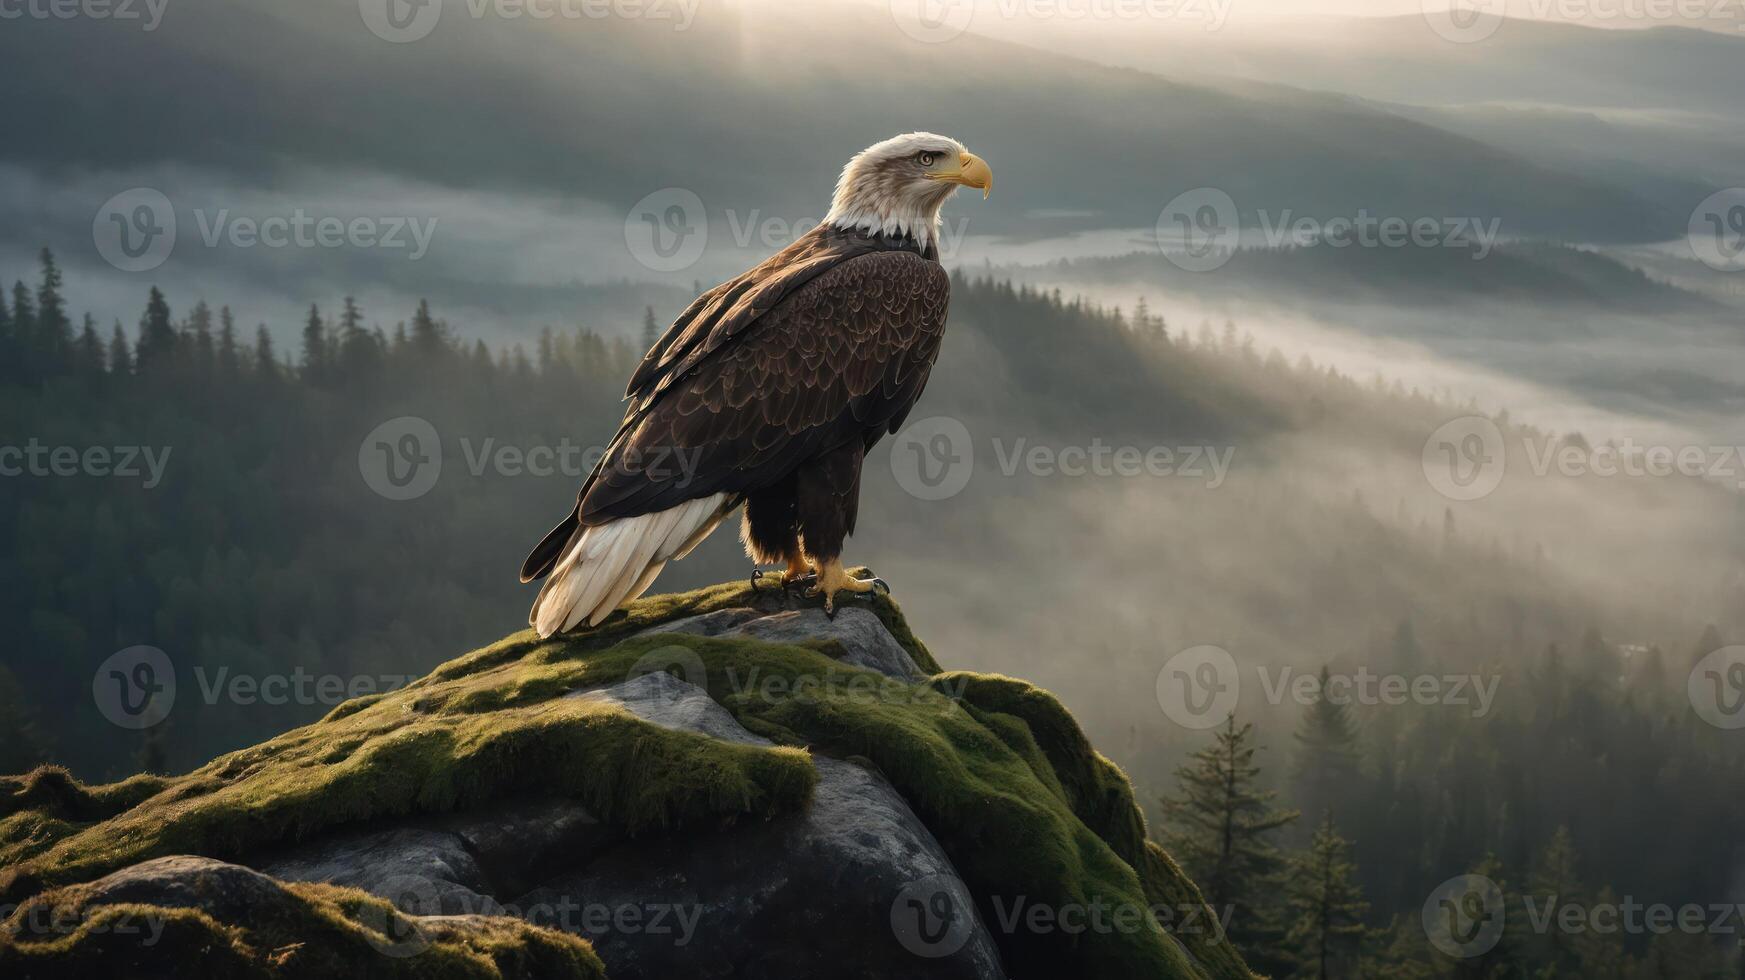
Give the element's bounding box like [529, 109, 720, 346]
[810, 559, 880, 615]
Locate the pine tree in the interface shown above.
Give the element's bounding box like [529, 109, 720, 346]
[12, 280, 37, 380]
[253, 325, 278, 382]
[537, 325, 555, 373]
[641, 305, 660, 353]
[74, 314, 106, 377]
[1160, 714, 1298, 967]
[135, 286, 176, 371]
[335, 296, 379, 379]
[0, 287, 14, 382]
[189, 299, 216, 372]
[1522, 826, 1595, 973]
[107, 321, 132, 375]
[410, 299, 443, 357]
[1446, 853, 1526, 980]
[1283, 813, 1370, 979]
[34, 247, 71, 373]
[217, 306, 240, 376]
[300, 304, 327, 383]
[1291, 665, 1361, 839]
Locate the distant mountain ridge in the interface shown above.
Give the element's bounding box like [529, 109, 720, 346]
[0, 0, 1681, 243]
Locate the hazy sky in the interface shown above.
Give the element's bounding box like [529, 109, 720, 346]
[857, 0, 1745, 32]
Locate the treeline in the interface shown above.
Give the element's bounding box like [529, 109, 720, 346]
[1159, 632, 1745, 979]
[0, 249, 657, 777]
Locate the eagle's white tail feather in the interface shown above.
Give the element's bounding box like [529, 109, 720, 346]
[531, 494, 731, 637]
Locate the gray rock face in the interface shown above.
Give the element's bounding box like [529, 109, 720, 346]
[536, 672, 1003, 979]
[253, 613, 1001, 980]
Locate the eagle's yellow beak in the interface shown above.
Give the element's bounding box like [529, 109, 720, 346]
[930, 151, 993, 199]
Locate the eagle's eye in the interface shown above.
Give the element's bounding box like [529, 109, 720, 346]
[917, 151, 938, 167]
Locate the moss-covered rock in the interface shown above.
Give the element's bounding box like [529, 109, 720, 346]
[0, 855, 603, 979]
[0, 578, 1252, 979]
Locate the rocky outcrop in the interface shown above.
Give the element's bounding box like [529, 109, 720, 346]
[0, 854, 603, 979]
[0, 580, 1254, 979]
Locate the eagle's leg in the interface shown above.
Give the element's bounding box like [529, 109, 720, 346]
[744, 480, 813, 592]
[752, 553, 816, 592]
[794, 442, 887, 616]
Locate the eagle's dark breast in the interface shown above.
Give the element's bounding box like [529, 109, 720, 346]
[520, 224, 950, 582]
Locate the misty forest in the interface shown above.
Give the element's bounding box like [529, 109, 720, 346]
[3, 1, 1745, 979]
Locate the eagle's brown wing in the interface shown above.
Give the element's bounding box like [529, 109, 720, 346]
[520, 245, 949, 582]
[626, 226, 897, 405]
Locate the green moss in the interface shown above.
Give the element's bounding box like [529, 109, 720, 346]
[0, 578, 1245, 978]
[0, 768, 170, 822]
[0, 876, 604, 979]
[1, 697, 815, 905]
[933, 672, 1253, 979]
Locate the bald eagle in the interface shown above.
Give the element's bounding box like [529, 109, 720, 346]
[521, 133, 992, 636]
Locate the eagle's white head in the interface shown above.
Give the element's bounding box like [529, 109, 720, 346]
[823, 132, 992, 247]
